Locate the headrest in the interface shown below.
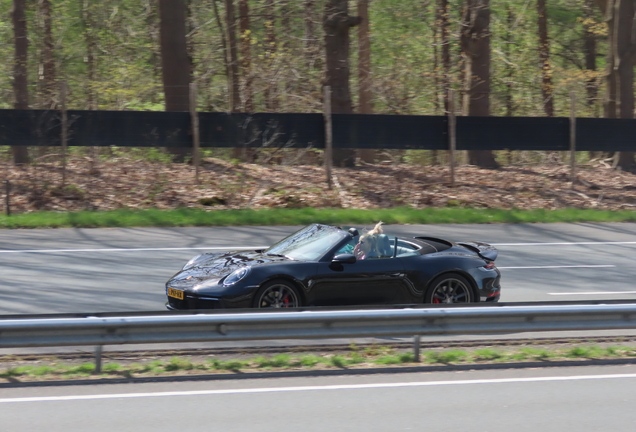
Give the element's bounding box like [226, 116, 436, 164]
[376, 234, 391, 257]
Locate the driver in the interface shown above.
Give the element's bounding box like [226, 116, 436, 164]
[353, 222, 384, 260]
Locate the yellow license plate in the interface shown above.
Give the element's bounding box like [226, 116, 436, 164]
[167, 287, 184, 300]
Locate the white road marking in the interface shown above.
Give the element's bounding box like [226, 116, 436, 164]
[498, 265, 615, 269]
[493, 241, 636, 246]
[549, 291, 636, 296]
[2, 373, 636, 404]
[0, 246, 268, 254]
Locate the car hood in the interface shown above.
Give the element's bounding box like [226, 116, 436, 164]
[168, 251, 292, 287]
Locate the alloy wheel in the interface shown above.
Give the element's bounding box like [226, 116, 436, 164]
[257, 283, 300, 308]
[431, 278, 471, 304]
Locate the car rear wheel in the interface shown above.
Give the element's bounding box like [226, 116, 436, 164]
[253, 280, 301, 308]
[425, 273, 474, 304]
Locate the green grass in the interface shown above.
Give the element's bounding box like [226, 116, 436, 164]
[2, 207, 636, 229]
[3, 345, 636, 381]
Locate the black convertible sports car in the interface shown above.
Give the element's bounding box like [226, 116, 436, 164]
[165, 224, 501, 310]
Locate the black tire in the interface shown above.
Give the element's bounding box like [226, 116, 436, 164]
[424, 273, 474, 304]
[252, 280, 302, 309]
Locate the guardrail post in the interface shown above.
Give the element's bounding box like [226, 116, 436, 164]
[94, 345, 103, 373]
[413, 335, 421, 362]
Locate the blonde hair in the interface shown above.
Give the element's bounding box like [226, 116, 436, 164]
[359, 222, 384, 252]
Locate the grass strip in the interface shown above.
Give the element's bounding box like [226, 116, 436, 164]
[3, 344, 636, 381]
[1, 207, 636, 229]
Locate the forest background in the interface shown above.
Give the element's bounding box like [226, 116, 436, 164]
[2, 0, 635, 219]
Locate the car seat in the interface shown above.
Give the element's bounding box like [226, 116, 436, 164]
[376, 234, 392, 257]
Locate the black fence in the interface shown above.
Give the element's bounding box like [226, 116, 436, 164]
[0, 108, 635, 151]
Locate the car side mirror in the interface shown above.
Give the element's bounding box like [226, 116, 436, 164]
[332, 253, 356, 264]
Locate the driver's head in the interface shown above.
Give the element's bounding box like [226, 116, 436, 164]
[358, 222, 384, 254]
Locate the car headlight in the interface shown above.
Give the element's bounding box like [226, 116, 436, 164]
[223, 267, 251, 286]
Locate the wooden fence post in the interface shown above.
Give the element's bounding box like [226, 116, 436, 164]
[323, 86, 333, 190]
[190, 83, 201, 184]
[448, 89, 456, 187]
[5, 180, 10, 216]
[570, 91, 576, 187]
[60, 81, 68, 187]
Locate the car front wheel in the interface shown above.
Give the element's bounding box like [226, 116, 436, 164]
[425, 273, 474, 304]
[253, 280, 301, 308]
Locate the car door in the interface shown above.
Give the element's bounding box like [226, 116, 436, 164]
[308, 255, 409, 306]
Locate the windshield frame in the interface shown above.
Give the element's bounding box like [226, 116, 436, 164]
[264, 224, 351, 262]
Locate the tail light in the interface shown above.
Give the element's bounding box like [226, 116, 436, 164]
[483, 262, 496, 270]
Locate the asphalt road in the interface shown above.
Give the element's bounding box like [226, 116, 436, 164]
[2, 222, 636, 315]
[2, 365, 636, 431]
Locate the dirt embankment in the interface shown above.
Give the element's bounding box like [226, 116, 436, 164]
[4, 156, 636, 213]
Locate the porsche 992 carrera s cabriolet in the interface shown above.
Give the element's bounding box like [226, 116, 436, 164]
[165, 224, 501, 310]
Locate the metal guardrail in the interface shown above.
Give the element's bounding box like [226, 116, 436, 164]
[4, 303, 636, 348]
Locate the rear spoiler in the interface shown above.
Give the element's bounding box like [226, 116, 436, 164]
[457, 241, 498, 261]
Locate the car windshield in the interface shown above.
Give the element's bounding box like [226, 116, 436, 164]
[265, 224, 345, 261]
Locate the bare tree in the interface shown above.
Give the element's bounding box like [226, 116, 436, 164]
[158, 0, 191, 161]
[304, 0, 319, 66]
[357, 0, 374, 163]
[504, 6, 515, 117]
[264, 0, 278, 111]
[583, 0, 598, 112]
[595, 0, 635, 170]
[238, 0, 253, 112]
[461, 0, 499, 168]
[11, 0, 29, 165]
[324, 0, 361, 167]
[437, 0, 451, 113]
[612, 0, 635, 169]
[537, 0, 554, 117]
[38, 0, 55, 109]
[225, 0, 240, 112]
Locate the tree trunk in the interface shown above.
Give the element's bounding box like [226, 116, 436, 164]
[144, 0, 162, 105]
[264, 0, 278, 111]
[537, 0, 554, 117]
[461, 0, 499, 168]
[357, 0, 374, 163]
[583, 0, 598, 112]
[238, 0, 253, 112]
[80, 0, 97, 110]
[11, 0, 29, 165]
[612, 0, 635, 170]
[225, 0, 240, 112]
[80, 0, 99, 173]
[304, 0, 319, 66]
[280, 0, 291, 48]
[504, 6, 514, 117]
[437, 0, 451, 113]
[324, 0, 362, 167]
[158, 0, 191, 162]
[598, 0, 617, 119]
[39, 0, 55, 110]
